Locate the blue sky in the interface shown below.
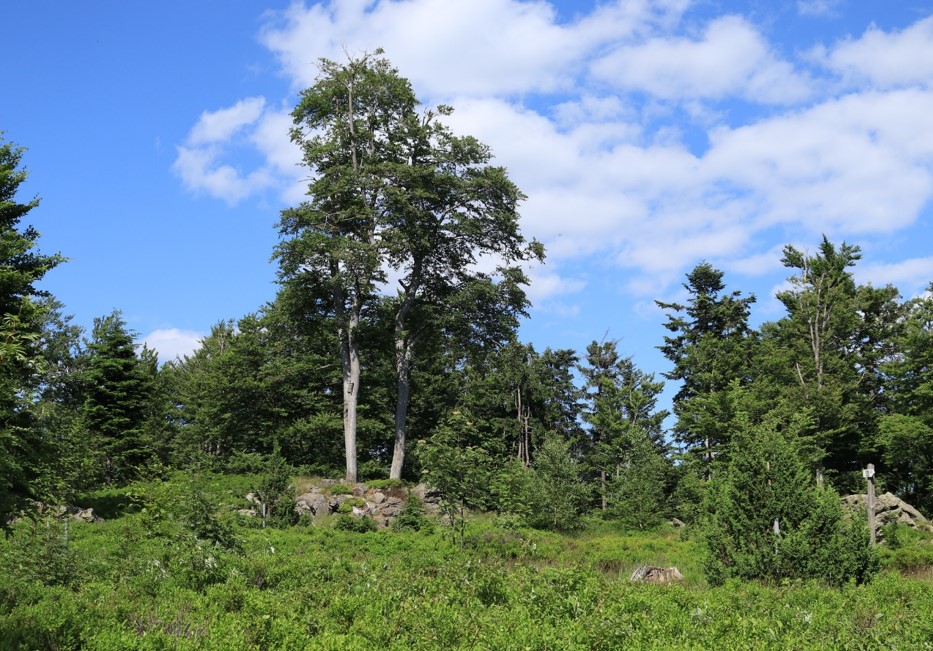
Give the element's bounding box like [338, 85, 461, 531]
[4, 1, 933, 392]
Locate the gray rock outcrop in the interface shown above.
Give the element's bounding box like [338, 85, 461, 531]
[841, 492, 933, 533]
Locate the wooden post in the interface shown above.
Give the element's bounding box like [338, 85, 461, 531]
[863, 464, 876, 546]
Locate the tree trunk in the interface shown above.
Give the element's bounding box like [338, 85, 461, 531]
[337, 286, 360, 483]
[389, 338, 413, 480]
[389, 272, 420, 480]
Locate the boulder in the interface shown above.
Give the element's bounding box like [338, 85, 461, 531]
[71, 508, 103, 524]
[841, 492, 933, 533]
[295, 492, 333, 518]
[630, 565, 684, 584]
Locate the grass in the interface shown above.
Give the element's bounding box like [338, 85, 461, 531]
[1, 474, 931, 650]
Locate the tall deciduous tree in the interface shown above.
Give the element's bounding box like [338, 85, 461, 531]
[380, 99, 542, 478]
[279, 51, 541, 481]
[278, 51, 408, 481]
[0, 134, 65, 524]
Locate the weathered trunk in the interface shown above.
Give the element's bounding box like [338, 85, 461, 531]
[336, 284, 360, 483]
[389, 274, 419, 480]
[389, 339, 413, 480]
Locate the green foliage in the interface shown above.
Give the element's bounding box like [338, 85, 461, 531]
[367, 478, 407, 490]
[391, 494, 433, 533]
[703, 415, 877, 586]
[335, 497, 366, 514]
[419, 409, 495, 544]
[0, 470, 930, 650]
[521, 434, 590, 532]
[129, 474, 239, 551]
[670, 465, 707, 525]
[606, 430, 669, 531]
[657, 262, 756, 475]
[254, 452, 298, 529]
[0, 516, 82, 591]
[0, 135, 66, 527]
[82, 310, 157, 484]
[327, 483, 353, 496]
[333, 514, 378, 533]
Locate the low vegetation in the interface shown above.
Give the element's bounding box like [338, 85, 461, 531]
[1, 473, 931, 650]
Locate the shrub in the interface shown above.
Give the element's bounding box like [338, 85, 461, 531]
[522, 434, 589, 532]
[391, 494, 432, 533]
[368, 479, 407, 490]
[703, 415, 877, 586]
[255, 452, 298, 528]
[605, 431, 667, 531]
[328, 483, 353, 496]
[336, 498, 366, 514]
[333, 515, 377, 533]
[0, 516, 82, 590]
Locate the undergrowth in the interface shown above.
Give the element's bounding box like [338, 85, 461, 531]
[0, 475, 930, 650]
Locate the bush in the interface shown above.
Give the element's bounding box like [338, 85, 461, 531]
[0, 516, 82, 590]
[333, 515, 377, 533]
[392, 494, 432, 533]
[703, 415, 877, 586]
[522, 435, 589, 532]
[328, 483, 353, 496]
[368, 479, 407, 490]
[605, 432, 667, 531]
[255, 452, 298, 528]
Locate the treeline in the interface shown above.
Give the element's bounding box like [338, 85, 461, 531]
[2, 54, 931, 569]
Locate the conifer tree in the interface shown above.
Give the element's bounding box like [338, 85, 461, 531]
[82, 310, 154, 484]
[657, 263, 755, 474]
[703, 406, 875, 586]
[0, 134, 65, 524]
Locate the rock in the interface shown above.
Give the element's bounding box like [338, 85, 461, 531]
[670, 518, 686, 528]
[237, 508, 258, 518]
[630, 565, 684, 584]
[412, 483, 443, 504]
[295, 492, 333, 518]
[71, 508, 103, 524]
[380, 503, 403, 517]
[371, 492, 386, 505]
[841, 492, 933, 533]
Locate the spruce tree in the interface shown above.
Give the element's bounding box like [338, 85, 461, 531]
[657, 263, 756, 475]
[0, 135, 65, 524]
[82, 310, 154, 484]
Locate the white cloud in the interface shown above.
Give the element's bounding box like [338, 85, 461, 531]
[591, 15, 812, 104]
[857, 257, 933, 290]
[188, 97, 266, 145]
[174, 99, 303, 205]
[142, 328, 204, 363]
[525, 265, 586, 305]
[818, 17, 933, 88]
[257, 0, 690, 99]
[175, 4, 933, 310]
